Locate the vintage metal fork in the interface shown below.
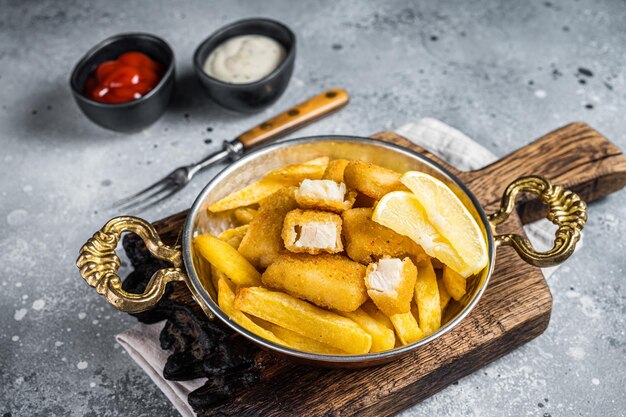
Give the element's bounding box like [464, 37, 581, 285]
[113, 89, 349, 212]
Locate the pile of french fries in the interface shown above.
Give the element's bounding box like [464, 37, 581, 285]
[195, 157, 471, 355]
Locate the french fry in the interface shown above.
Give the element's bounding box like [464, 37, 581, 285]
[217, 278, 284, 345]
[322, 159, 350, 182]
[208, 157, 329, 212]
[414, 259, 441, 336]
[265, 157, 329, 182]
[437, 277, 451, 312]
[218, 225, 249, 248]
[193, 250, 216, 301]
[442, 265, 466, 301]
[361, 300, 394, 331]
[195, 234, 261, 287]
[210, 180, 284, 213]
[338, 308, 396, 352]
[235, 287, 372, 354]
[254, 318, 345, 354]
[343, 160, 408, 200]
[233, 207, 258, 224]
[211, 264, 230, 295]
[390, 311, 424, 345]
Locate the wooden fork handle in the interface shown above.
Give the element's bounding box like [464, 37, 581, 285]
[235, 88, 350, 149]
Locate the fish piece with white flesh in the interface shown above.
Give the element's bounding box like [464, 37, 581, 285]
[365, 257, 418, 317]
[282, 209, 343, 255]
[295, 179, 356, 212]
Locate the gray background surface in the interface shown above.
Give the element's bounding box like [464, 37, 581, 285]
[1, 0, 625, 416]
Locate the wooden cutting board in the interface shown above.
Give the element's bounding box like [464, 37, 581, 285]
[124, 122, 626, 416]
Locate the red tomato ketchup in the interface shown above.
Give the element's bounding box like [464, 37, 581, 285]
[84, 52, 163, 104]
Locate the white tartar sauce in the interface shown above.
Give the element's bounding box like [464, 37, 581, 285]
[203, 35, 286, 84]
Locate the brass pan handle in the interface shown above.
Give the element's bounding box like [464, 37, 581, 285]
[488, 176, 587, 267]
[76, 216, 186, 313]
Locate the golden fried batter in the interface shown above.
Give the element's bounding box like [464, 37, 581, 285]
[238, 187, 298, 269]
[365, 257, 417, 316]
[261, 253, 368, 312]
[322, 159, 350, 182]
[295, 179, 356, 213]
[343, 161, 407, 200]
[282, 209, 343, 255]
[342, 208, 427, 265]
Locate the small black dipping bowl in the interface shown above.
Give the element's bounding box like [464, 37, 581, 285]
[70, 33, 175, 132]
[193, 18, 296, 113]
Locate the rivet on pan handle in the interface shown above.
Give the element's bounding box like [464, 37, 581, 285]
[488, 175, 587, 267]
[76, 216, 186, 313]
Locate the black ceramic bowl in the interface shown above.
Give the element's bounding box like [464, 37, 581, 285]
[70, 33, 175, 132]
[193, 18, 296, 113]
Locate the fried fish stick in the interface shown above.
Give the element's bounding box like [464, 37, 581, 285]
[365, 257, 418, 316]
[342, 208, 427, 265]
[389, 311, 424, 345]
[338, 308, 396, 352]
[295, 179, 356, 212]
[238, 187, 298, 269]
[235, 287, 372, 354]
[282, 209, 343, 254]
[343, 161, 408, 200]
[217, 278, 284, 345]
[322, 159, 350, 182]
[262, 253, 367, 312]
[414, 259, 441, 336]
[442, 265, 466, 301]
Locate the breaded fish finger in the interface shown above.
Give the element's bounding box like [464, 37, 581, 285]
[261, 253, 368, 312]
[238, 187, 298, 269]
[322, 159, 350, 182]
[282, 209, 343, 255]
[343, 161, 407, 200]
[342, 208, 427, 265]
[365, 257, 418, 316]
[295, 179, 356, 213]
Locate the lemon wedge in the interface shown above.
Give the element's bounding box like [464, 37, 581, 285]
[372, 191, 470, 276]
[400, 171, 488, 277]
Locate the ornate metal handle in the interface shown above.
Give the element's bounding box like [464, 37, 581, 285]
[76, 216, 186, 313]
[488, 176, 587, 267]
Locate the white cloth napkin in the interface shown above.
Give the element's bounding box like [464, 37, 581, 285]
[116, 118, 581, 417]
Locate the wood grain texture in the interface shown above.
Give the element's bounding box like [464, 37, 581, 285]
[126, 123, 625, 416]
[468, 122, 626, 221]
